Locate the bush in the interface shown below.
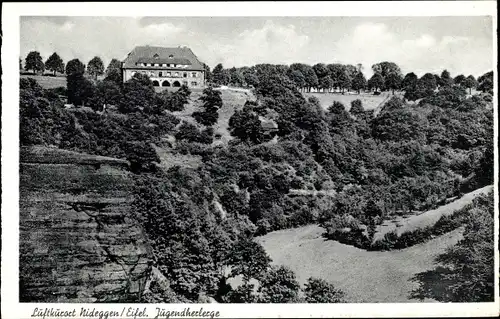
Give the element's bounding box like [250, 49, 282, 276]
[304, 277, 345, 303]
[370, 202, 473, 251]
[175, 121, 213, 144]
[350, 99, 364, 115]
[193, 110, 219, 126]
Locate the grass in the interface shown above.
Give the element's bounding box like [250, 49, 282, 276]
[154, 144, 202, 170]
[373, 185, 493, 242]
[304, 91, 403, 114]
[171, 88, 255, 145]
[21, 74, 67, 89]
[256, 224, 464, 302]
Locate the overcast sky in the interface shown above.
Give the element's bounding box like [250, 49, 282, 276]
[20, 16, 493, 77]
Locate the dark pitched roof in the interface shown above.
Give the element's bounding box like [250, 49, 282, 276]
[122, 46, 204, 70]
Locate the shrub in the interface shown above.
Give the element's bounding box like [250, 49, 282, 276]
[350, 99, 364, 115]
[304, 277, 345, 303]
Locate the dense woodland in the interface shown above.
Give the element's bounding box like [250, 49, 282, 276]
[20, 50, 495, 302]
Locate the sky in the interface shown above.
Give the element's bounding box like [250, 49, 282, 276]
[20, 16, 494, 77]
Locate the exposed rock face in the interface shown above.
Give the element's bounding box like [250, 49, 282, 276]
[19, 146, 152, 302]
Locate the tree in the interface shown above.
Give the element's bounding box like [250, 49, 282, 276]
[212, 63, 229, 86]
[319, 76, 334, 93]
[385, 73, 403, 95]
[192, 86, 222, 126]
[368, 73, 384, 92]
[67, 73, 95, 106]
[313, 64, 329, 82]
[351, 71, 367, 94]
[119, 73, 155, 113]
[289, 70, 306, 91]
[371, 61, 402, 79]
[25, 51, 45, 74]
[257, 265, 301, 303]
[202, 63, 212, 84]
[229, 67, 245, 87]
[410, 193, 494, 302]
[175, 121, 209, 144]
[244, 72, 259, 88]
[418, 73, 438, 96]
[401, 72, 418, 90]
[229, 105, 267, 144]
[88, 56, 105, 80]
[65, 59, 86, 76]
[454, 74, 466, 86]
[327, 64, 344, 91]
[303, 277, 345, 303]
[463, 75, 478, 95]
[303, 65, 319, 92]
[88, 80, 121, 111]
[477, 71, 493, 94]
[105, 58, 123, 85]
[350, 99, 364, 115]
[45, 52, 64, 75]
[440, 70, 453, 88]
[227, 238, 271, 283]
[343, 64, 358, 92]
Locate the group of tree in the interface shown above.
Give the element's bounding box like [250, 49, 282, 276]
[23, 51, 112, 80]
[134, 172, 346, 303]
[205, 61, 493, 101]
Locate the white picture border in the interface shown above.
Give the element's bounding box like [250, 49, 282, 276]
[2, 1, 498, 318]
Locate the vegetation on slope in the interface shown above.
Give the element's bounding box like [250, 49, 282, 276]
[410, 192, 494, 302]
[20, 55, 494, 303]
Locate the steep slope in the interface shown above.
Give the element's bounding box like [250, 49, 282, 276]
[19, 146, 152, 302]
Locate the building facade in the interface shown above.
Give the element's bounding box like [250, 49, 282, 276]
[122, 45, 205, 89]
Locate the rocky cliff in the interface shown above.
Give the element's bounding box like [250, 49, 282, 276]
[19, 146, 152, 302]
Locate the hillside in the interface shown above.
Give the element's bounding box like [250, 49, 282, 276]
[257, 224, 464, 302]
[21, 74, 67, 89]
[304, 91, 397, 111]
[256, 185, 493, 302]
[19, 64, 494, 304]
[374, 185, 493, 241]
[19, 146, 151, 302]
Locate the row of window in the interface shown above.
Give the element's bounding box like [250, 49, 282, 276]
[151, 80, 199, 87]
[136, 63, 189, 68]
[130, 70, 199, 78]
[158, 71, 198, 78]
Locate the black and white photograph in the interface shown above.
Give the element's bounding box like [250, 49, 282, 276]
[2, 1, 498, 318]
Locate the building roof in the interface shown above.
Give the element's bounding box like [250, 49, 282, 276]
[122, 46, 204, 70]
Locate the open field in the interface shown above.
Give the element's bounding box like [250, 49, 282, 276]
[256, 185, 491, 302]
[21, 74, 67, 89]
[257, 224, 463, 302]
[154, 144, 202, 170]
[374, 185, 493, 241]
[304, 91, 403, 112]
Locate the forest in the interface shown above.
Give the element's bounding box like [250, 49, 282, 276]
[20, 51, 495, 302]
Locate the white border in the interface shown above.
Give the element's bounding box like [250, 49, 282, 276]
[2, 2, 498, 318]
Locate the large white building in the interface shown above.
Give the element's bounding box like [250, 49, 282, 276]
[122, 45, 205, 89]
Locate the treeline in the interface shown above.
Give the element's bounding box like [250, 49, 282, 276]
[21, 51, 119, 81]
[205, 60, 493, 97]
